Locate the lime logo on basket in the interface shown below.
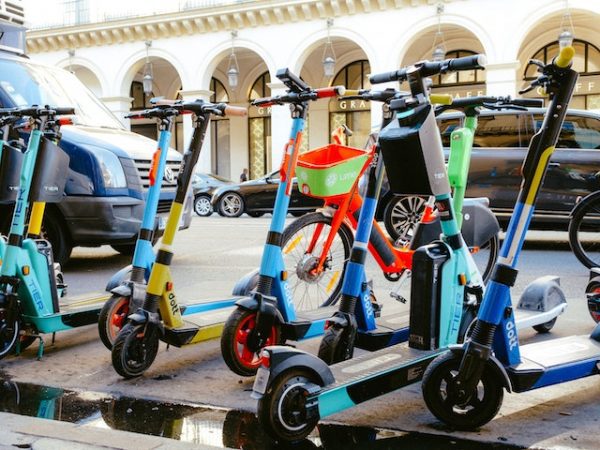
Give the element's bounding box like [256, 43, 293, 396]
[325, 173, 338, 187]
[302, 184, 310, 194]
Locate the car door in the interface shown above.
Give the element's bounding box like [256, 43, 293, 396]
[534, 113, 600, 214]
[464, 112, 529, 216]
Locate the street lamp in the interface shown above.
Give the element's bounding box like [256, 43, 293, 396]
[431, 3, 446, 62]
[558, 1, 575, 49]
[142, 40, 153, 95]
[322, 18, 336, 78]
[227, 30, 240, 89]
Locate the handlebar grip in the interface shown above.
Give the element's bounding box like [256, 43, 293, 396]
[316, 86, 346, 99]
[554, 45, 575, 68]
[369, 70, 403, 84]
[53, 107, 76, 116]
[430, 94, 453, 105]
[510, 98, 544, 107]
[342, 90, 362, 97]
[447, 54, 487, 71]
[223, 105, 248, 117]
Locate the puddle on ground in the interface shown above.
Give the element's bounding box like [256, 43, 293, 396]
[0, 378, 524, 449]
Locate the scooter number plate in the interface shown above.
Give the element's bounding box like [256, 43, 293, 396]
[253, 367, 270, 395]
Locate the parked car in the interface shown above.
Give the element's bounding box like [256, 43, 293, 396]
[382, 107, 600, 239]
[211, 170, 324, 217]
[192, 172, 234, 216]
[0, 25, 192, 263]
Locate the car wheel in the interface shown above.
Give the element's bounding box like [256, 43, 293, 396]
[219, 192, 244, 218]
[383, 195, 427, 242]
[194, 195, 213, 217]
[41, 209, 73, 266]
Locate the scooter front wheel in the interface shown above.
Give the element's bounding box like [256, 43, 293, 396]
[586, 276, 600, 323]
[98, 294, 131, 350]
[0, 310, 19, 359]
[257, 369, 321, 443]
[317, 325, 354, 364]
[221, 307, 280, 377]
[111, 322, 160, 378]
[422, 351, 504, 430]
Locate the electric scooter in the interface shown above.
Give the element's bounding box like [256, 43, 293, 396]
[0, 105, 121, 360]
[218, 70, 347, 377]
[420, 46, 591, 431]
[97, 105, 181, 349]
[250, 54, 568, 443]
[110, 99, 248, 378]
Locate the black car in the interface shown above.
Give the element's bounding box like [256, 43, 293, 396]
[382, 107, 600, 239]
[192, 173, 234, 216]
[210, 170, 324, 217]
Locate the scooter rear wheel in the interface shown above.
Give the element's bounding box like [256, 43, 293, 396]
[422, 351, 504, 430]
[317, 325, 354, 364]
[221, 307, 280, 377]
[586, 277, 600, 323]
[98, 295, 130, 350]
[257, 369, 320, 443]
[112, 322, 160, 378]
[0, 310, 19, 360]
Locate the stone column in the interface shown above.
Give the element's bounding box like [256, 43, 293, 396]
[485, 61, 521, 97]
[178, 89, 212, 173]
[100, 96, 133, 128]
[267, 82, 292, 168]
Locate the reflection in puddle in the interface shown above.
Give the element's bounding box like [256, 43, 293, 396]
[0, 379, 523, 449]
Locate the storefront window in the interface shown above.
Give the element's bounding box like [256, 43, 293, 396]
[524, 39, 600, 110]
[248, 72, 271, 179]
[210, 78, 230, 177]
[329, 60, 372, 148]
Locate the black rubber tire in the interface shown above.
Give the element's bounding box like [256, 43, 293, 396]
[422, 351, 504, 430]
[383, 195, 427, 242]
[219, 192, 245, 218]
[111, 323, 160, 378]
[220, 307, 280, 377]
[532, 317, 557, 333]
[585, 278, 600, 323]
[247, 211, 265, 218]
[0, 310, 19, 360]
[41, 209, 73, 266]
[257, 369, 321, 443]
[194, 195, 213, 217]
[281, 212, 354, 309]
[473, 233, 500, 284]
[17, 334, 37, 353]
[98, 294, 131, 350]
[317, 325, 354, 364]
[569, 193, 600, 269]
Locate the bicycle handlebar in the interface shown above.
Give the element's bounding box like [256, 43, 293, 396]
[370, 54, 486, 84]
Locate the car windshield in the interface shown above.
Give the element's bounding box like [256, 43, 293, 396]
[0, 58, 124, 130]
[208, 173, 231, 182]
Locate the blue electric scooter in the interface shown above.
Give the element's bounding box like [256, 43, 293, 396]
[420, 46, 588, 430]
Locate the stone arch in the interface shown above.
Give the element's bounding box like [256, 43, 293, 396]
[55, 56, 108, 97]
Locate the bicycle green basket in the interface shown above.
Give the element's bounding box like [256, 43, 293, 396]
[296, 144, 371, 198]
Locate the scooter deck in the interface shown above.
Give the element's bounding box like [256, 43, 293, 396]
[508, 335, 600, 392]
[355, 311, 410, 351]
[295, 306, 339, 322]
[162, 307, 234, 347]
[59, 292, 111, 312]
[514, 303, 567, 330]
[317, 342, 442, 418]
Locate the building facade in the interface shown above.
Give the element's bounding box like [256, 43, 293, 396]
[24, 0, 600, 181]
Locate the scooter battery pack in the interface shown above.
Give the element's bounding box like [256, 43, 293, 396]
[409, 242, 450, 350]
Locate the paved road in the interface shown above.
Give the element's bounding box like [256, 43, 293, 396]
[1, 215, 597, 449]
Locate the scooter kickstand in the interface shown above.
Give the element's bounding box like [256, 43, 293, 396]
[36, 336, 45, 360]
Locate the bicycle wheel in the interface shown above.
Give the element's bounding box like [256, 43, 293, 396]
[281, 212, 353, 309]
[569, 193, 600, 269]
[470, 233, 499, 283]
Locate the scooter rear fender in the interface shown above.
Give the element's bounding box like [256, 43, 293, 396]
[231, 269, 260, 296]
[105, 265, 133, 292]
[235, 295, 285, 324]
[264, 345, 335, 387]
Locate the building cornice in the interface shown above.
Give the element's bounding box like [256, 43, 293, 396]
[26, 0, 460, 53]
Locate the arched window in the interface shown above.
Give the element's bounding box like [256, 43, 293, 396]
[330, 60, 372, 148]
[431, 49, 486, 86]
[248, 72, 271, 179]
[210, 77, 231, 177]
[524, 39, 600, 110]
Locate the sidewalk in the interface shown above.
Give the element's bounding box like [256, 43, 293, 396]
[0, 412, 225, 450]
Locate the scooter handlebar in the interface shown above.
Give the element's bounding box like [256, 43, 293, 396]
[223, 105, 248, 117]
[509, 98, 544, 107]
[316, 86, 346, 98]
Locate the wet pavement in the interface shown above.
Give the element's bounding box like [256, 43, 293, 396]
[0, 377, 524, 450]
